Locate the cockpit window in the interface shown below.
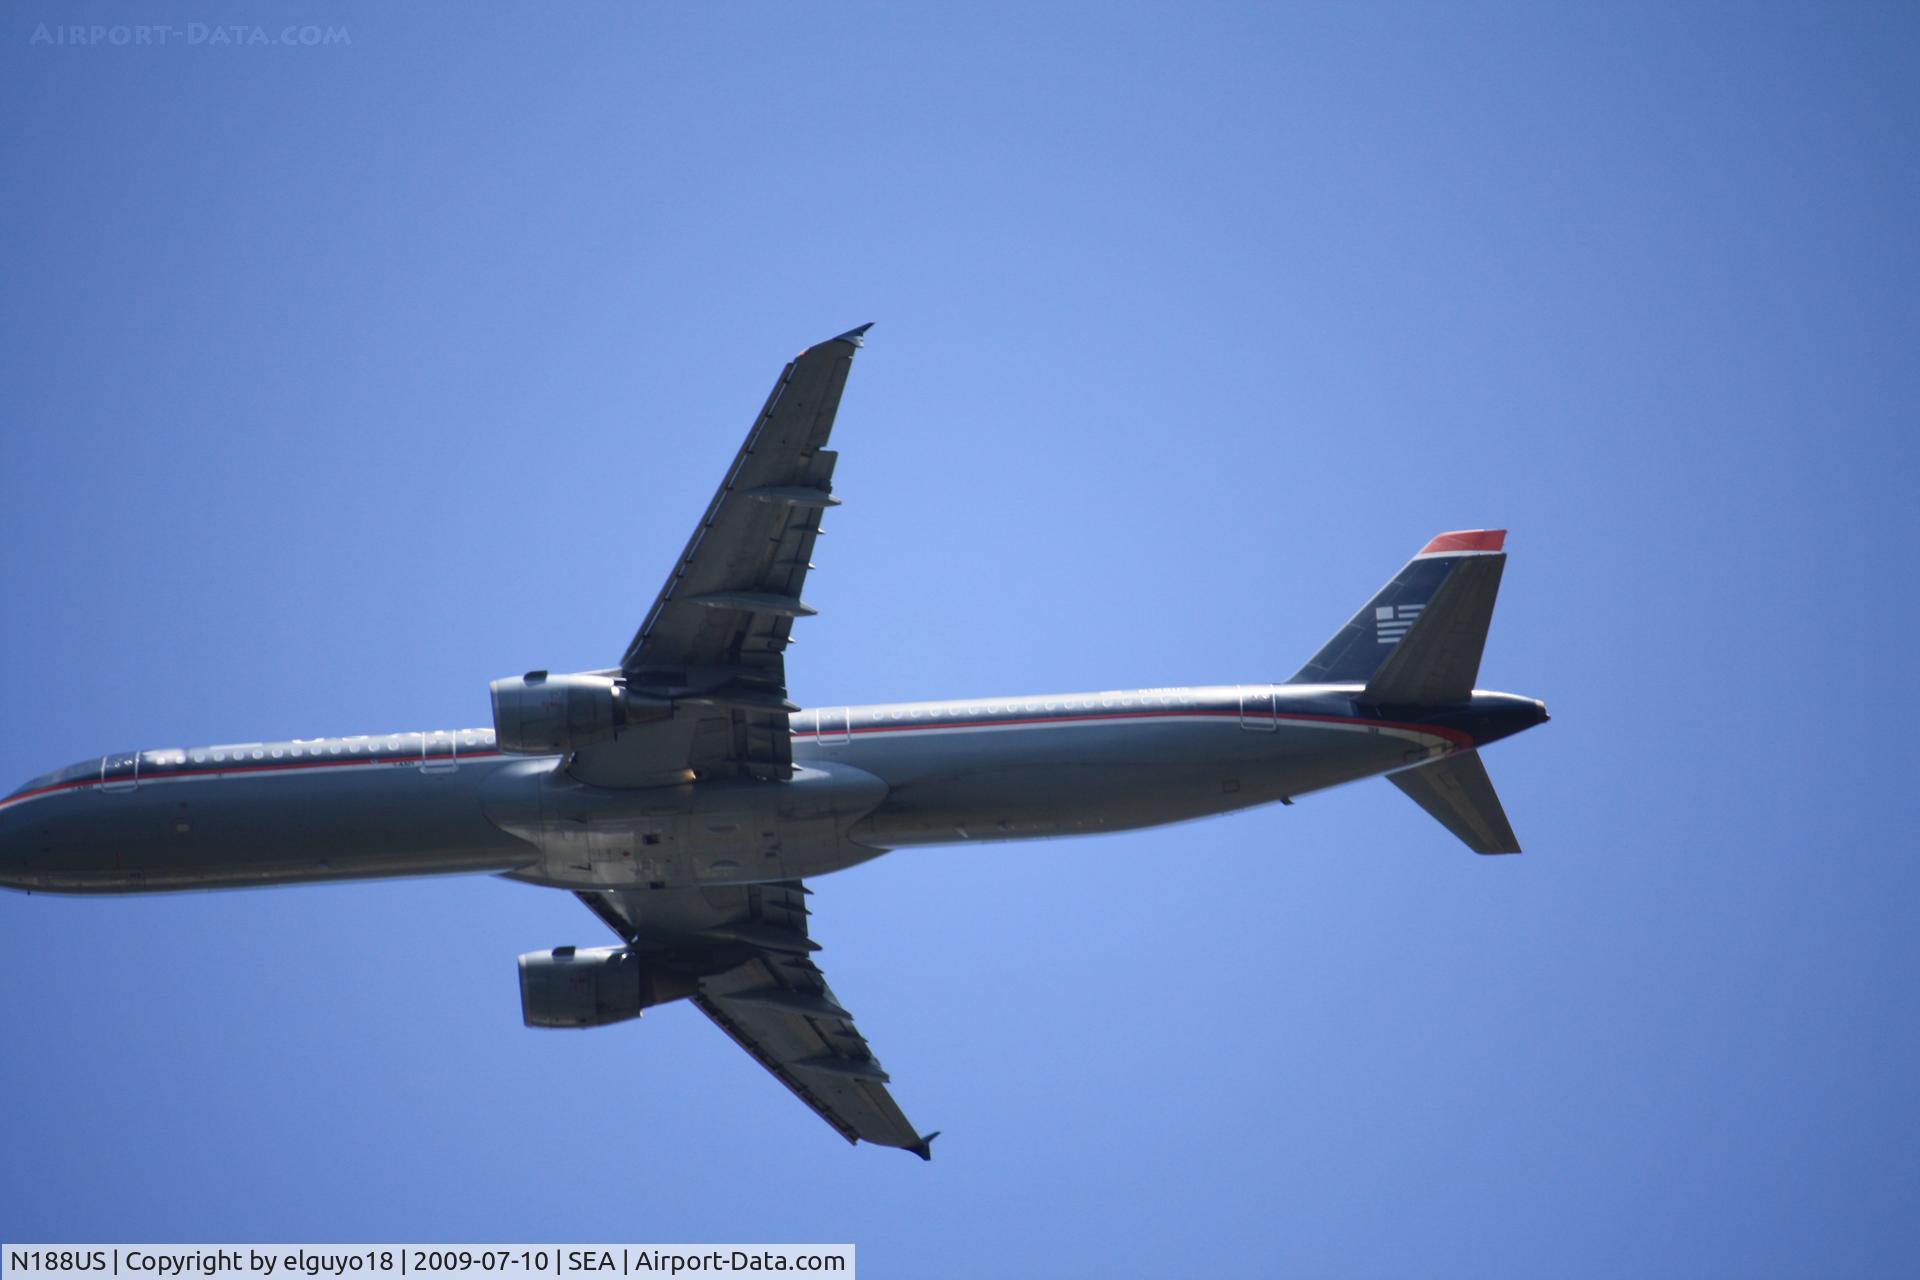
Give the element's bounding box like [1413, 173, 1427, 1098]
[7, 757, 107, 800]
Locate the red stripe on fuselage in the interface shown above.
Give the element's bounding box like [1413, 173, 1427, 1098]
[4, 708, 1472, 811]
[0, 750, 508, 810]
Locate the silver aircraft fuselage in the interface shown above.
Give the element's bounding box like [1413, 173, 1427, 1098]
[0, 327, 1550, 1158]
[0, 685, 1545, 895]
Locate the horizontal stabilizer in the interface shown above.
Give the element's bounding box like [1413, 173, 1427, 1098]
[1388, 750, 1521, 854]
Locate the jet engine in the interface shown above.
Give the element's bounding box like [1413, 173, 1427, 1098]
[489, 671, 667, 754]
[517, 945, 699, 1028]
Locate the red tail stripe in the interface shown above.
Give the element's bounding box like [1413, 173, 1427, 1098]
[1419, 529, 1506, 554]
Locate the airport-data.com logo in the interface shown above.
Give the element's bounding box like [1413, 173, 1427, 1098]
[29, 22, 351, 48]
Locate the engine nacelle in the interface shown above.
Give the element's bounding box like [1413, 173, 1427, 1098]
[517, 945, 698, 1028]
[490, 671, 626, 754]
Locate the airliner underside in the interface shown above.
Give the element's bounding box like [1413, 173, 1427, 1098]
[0, 326, 1547, 1158]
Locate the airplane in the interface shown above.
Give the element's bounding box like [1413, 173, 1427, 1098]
[0, 324, 1547, 1159]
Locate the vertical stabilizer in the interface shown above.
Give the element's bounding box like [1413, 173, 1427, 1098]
[1288, 530, 1507, 690]
[1360, 549, 1506, 707]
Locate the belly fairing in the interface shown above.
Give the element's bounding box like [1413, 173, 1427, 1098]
[485, 757, 891, 890]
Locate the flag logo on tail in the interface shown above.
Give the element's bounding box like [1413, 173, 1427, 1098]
[1375, 603, 1423, 644]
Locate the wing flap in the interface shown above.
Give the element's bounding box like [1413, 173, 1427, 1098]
[572, 326, 870, 787]
[696, 955, 925, 1152]
[575, 879, 935, 1156]
[620, 329, 864, 681]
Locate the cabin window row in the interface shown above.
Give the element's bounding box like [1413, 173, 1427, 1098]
[818, 690, 1201, 725]
[165, 730, 496, 766]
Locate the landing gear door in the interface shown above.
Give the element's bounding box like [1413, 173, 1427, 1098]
[1238, 684, 1278, 732]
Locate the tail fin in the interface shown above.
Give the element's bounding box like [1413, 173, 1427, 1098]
[1288, 530, 1507, 701]
[1389, 750, 1521, 854]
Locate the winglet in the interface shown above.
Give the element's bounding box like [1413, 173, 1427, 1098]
[904, 1130, 941, 1162]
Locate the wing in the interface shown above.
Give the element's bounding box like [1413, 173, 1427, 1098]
[572, 325, 869, 787]
[578, 882, 938, 1159]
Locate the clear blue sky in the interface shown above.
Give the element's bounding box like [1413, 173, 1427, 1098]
[3, 3, 1916, 1274]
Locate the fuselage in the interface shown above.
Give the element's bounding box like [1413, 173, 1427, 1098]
[0, 683, 1547, 895]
